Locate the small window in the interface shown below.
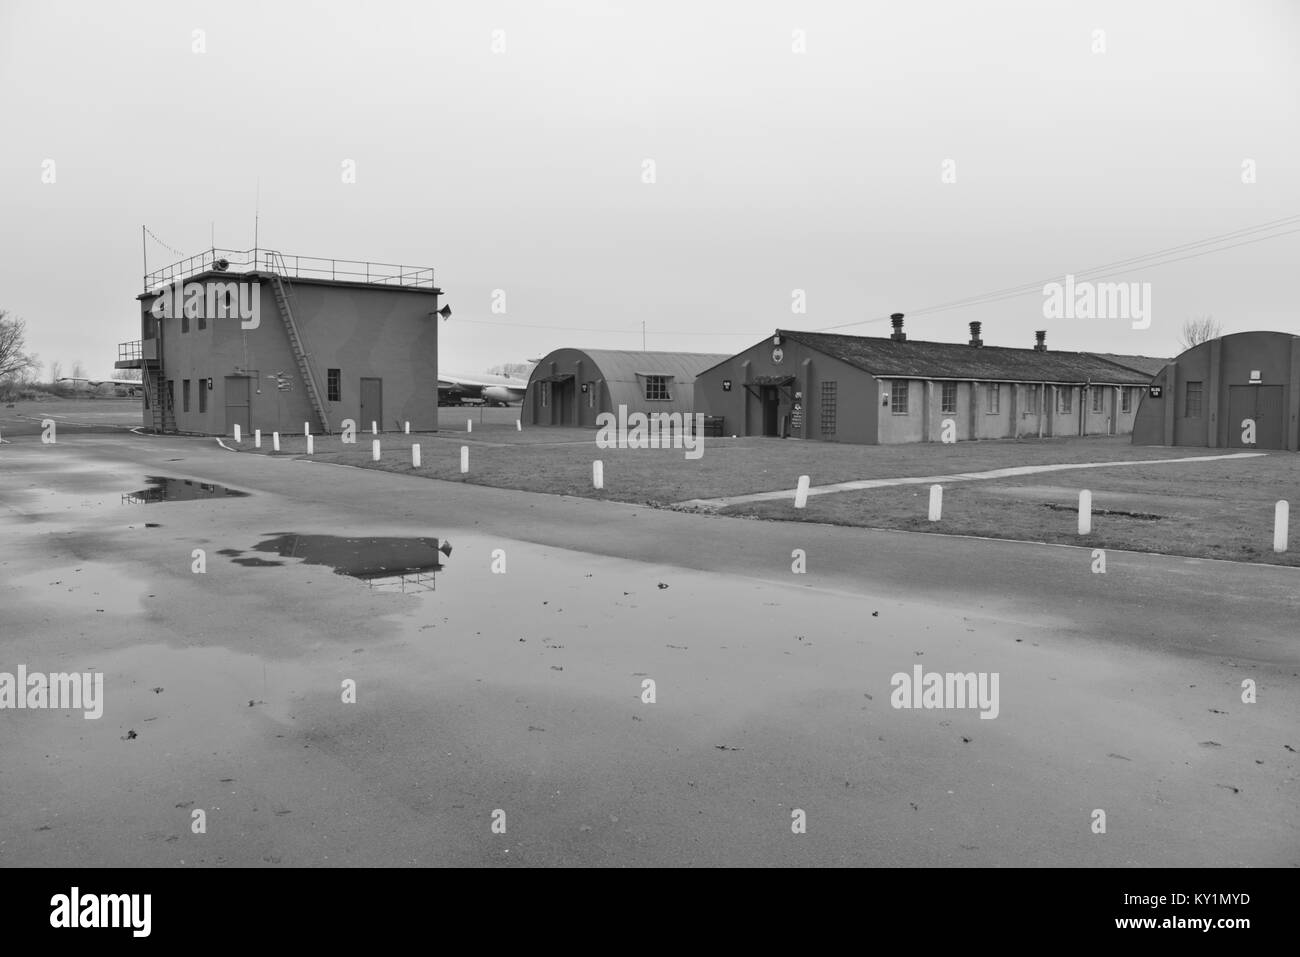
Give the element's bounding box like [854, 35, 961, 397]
[540, 382, 550, 408]
[1121, 388, 1132, 413]
[182, 379, 191, 413]
[328, 369, 341, 403]
[1091, 389, 1104, 413]
[940, 382, 957, 414]
[199, 379, 207, 413]
[1058, 387, 1072, 413]
[1185, 381, 1203, 417]
[891, 381, 909, 415]
[820, 381, 837, 435]
[986, 383, 1000, 414]
[643, 375, 672, 401]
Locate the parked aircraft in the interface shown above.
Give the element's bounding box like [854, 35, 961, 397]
[58, 377, 144, 397]
[437, 372, 528, 406]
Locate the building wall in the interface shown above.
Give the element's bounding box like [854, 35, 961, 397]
[1132, 332, 1300, 449]
[695, 340, 878, 444]
[141, 274, 440, 435]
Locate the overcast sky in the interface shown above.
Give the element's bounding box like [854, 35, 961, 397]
[1, 0, 1297, 378]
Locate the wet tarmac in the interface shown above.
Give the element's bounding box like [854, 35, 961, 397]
[1, 433, 1297, 867]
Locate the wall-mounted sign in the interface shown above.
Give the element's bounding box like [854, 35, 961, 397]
[772, 347, 784, 364]
[1249, 370, 1262, 383]
[581, 382, 589, 393]
[791, 404, 803, 430]
[1148, 385, 1162, 398]
[722, 379, 732, 391]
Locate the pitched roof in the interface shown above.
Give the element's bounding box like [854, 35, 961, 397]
[776, 330, 1152, 385]
[1086, 353, 1171, 378]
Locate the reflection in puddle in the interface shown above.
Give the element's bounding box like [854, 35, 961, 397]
[230, 534, 452, 592]
[122, 476, 250, 504]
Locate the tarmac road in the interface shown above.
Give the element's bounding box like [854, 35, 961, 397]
[1, 430, 1296, 866]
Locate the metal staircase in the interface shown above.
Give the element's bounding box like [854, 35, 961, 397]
[141, 361, 175, 433]
[267, 252, 332, 435]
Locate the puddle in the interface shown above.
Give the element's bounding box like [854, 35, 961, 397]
[228, 534, 452, 592]
[123, 476, 250, 504]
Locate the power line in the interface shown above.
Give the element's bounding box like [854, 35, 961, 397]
[815, 214, 1300, 333]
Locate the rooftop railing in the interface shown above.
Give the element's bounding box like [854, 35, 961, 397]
[143, 247, 436, 292]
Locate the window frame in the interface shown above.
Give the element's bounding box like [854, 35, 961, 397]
[643, 375, 672, 402]
[820, 381, 837, 435]
[940, 382, 957, 415]
[1185, 381, 1204, 418]
[986, 382, 1000, 414]
[327, 368, 341, 403]
[890, 380, 909, 415]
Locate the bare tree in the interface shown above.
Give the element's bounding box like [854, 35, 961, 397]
[1179, 315, 1221, 350]
[0, 311, 41, 382]
[71, 360, 86, 380]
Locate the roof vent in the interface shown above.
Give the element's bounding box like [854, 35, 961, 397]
[969, 321, 983, 348]
[890, 313, 906, 342]
[1034, 330, 1047, 352]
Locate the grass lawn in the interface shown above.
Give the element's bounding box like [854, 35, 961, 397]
[229, 415, 1300, 565]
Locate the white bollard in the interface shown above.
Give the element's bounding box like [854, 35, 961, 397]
[254, 429, 262, 449]
[233, 424, 241, 443]
[1274, 500, 1289, 553]
[372, 439, 381, 461]
[304, 421, 310, 437]
[412, 444, 421, 467]
[1078, 490, 1092, 535]
[516, 419, 522, 431]
[272, 432, 280, 452]
[371, 421, 378, 435]
[306, 434, 314, 455]
[593, 460, 604, 489]
[794, 475, 810, 509]
[404, 421, 410, 434]
[467, 419, 472, 433]
[928, 484, 942, 521]
[460, 446, 469, 473]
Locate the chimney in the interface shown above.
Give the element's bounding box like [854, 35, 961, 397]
[969, 321, 983, 348]
[890, 313, 906, 342]
[1034, 330, 1047, 352]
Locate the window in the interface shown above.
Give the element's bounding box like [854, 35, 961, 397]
[941, 382, 957, 414]
[891, 381, 909, 414]
[182, 379, 191, 413]
[199, 379, 207, 413]
[540, 382, 550, 408]
[643, 375, 672, 401]
[1185, 381, 1203, 417]
[327, 368, 341, 402]
[587, 383, 595, 407]
[986, 383, 1001, 414]
[1121, 388, 1132, 413]
[1091, 388, 1104, 413]
[1058, 387, 1072, 413]
[820, 381, 837, 435]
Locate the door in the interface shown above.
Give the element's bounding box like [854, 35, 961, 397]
[360, 378, 383, 433]
[761, 386, 779, 437]
[224, 376, 251, 436]
[556, 378, 574, 425]
[1228, 385, 1283, 449]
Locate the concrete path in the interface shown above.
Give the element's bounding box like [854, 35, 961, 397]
[678, 451, 1269, 509]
